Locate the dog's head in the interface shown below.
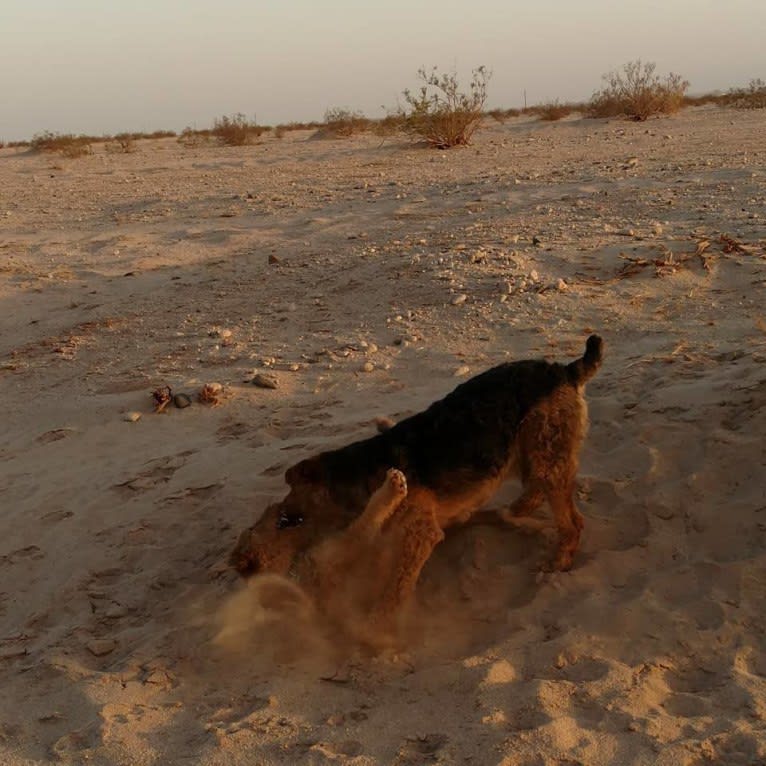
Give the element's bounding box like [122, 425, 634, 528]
[230, 457, 343, 576]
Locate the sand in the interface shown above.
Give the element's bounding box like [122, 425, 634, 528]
[1, 106, 765, 765]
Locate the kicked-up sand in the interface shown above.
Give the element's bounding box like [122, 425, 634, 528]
[1, 106, 765, 765]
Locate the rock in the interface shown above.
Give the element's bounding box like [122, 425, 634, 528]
[87, 639, 116, 657]
[105, 604, 128, 619]
[532, 236, 543, 246]
[252, 373, 279, 389]
[268, 254, 280, 264]
[123, 412, 141, 423]
[326, 713, 346, 727]
[529, 270, 540, 283]
[360, 361, 375, 373]
[557, 278, 568, 291]
[451, 294, 467, 305]
[454, 365, 470, 377]
[173, 393, 192, 408]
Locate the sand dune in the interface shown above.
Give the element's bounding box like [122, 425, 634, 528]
[1, 107, 765, 765]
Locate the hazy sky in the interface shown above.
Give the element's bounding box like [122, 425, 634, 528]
[1, 0, 764, 140]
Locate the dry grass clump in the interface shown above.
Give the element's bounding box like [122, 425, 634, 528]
[399, 66, 490, 148]
[724, 79, 766, 109]
[31, 131, 93, 158]
[588, 60, 689, 121]
[211, 113, 269, 146]
[323, 108, 370, 137]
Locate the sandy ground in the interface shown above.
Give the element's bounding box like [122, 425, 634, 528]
[1, 106, 765, 765]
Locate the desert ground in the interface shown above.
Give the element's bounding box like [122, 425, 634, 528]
[1, 106, 765, 765]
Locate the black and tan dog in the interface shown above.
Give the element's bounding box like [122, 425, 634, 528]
[231, 335, 603, 626]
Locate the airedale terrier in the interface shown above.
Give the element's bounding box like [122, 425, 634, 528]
[231, 335, 603, 623]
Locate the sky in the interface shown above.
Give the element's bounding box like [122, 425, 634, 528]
[1, 0, 764, 141]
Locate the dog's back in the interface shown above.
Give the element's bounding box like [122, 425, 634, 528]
[293, 336, 603, 497]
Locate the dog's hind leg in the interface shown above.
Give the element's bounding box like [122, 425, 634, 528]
[498, 486, 550, 532]
[546, 484, 582, 571]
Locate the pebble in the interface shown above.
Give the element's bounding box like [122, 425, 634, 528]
[87, 639, 116, 657]
[105, 604, 129, 619]
[361, 361, 375, 373]
[451, 294, 467, 305]
[123, 412, 141, 423]
[529, 270, 539, 282]
[454, 365, 470, 377]
[252, 373, 279, 389]
[173, 393, 192, 408]
[557, 278, 568, 291]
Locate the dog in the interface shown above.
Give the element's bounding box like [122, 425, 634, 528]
[231, 335, 603, 628]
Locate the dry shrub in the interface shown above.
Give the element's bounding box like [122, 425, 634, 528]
[212, 113, 268, 146]
[534, 100, 575, 121]
[323, 108, 370, 137]
[372, 112, 406, 137]
[178, 126, 213, 148]
[400, 66, 490, 148]
[105, 133, 137, 154]
[588, 60, 689, 121]
[31, 131, 93, 158]
[724, 79, 766, 109]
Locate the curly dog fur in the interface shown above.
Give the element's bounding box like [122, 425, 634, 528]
[231, 335, 603, 624]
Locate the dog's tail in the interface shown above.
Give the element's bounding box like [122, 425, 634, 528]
[567, 335, 603, 385]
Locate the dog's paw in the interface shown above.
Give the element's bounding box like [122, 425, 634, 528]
[384, 468, 408, 499]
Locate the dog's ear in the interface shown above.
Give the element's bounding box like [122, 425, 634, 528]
[285, 457, 322, 487]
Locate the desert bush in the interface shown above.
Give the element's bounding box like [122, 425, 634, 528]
[105, 132, 137, 154]
[211, 113, 268, 146]
[487, 108, 520, 123]
[31, 131, 93, 157]
[533, 100, 575, 121]
[399, 66, 490, 148]
[588, 60, 689, 121]
[323, 107, 370, 137]
[723, 79, 766, 109]
[372, 112, 406, 137]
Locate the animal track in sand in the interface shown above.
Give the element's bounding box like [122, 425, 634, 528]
[113, 451, 195, 494]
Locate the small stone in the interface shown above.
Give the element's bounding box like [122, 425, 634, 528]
[268, 254, 280, 264]
[556, 278, 568, 291]
[529, 270, 539, 282]
[123, 412, 141, 423]
[626, 157, 639, 167]
[451, 294, 467, 305]
[252, 373, 279, 389]
[105, 604, 128, 619]
[173, 393, 192, 408]
[653, 223, 664, 236]
[532, 236, 542, 246]
[87, 639, 116, 656]
[361, 361, 375, 373]
[454, 365, 470, 377]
